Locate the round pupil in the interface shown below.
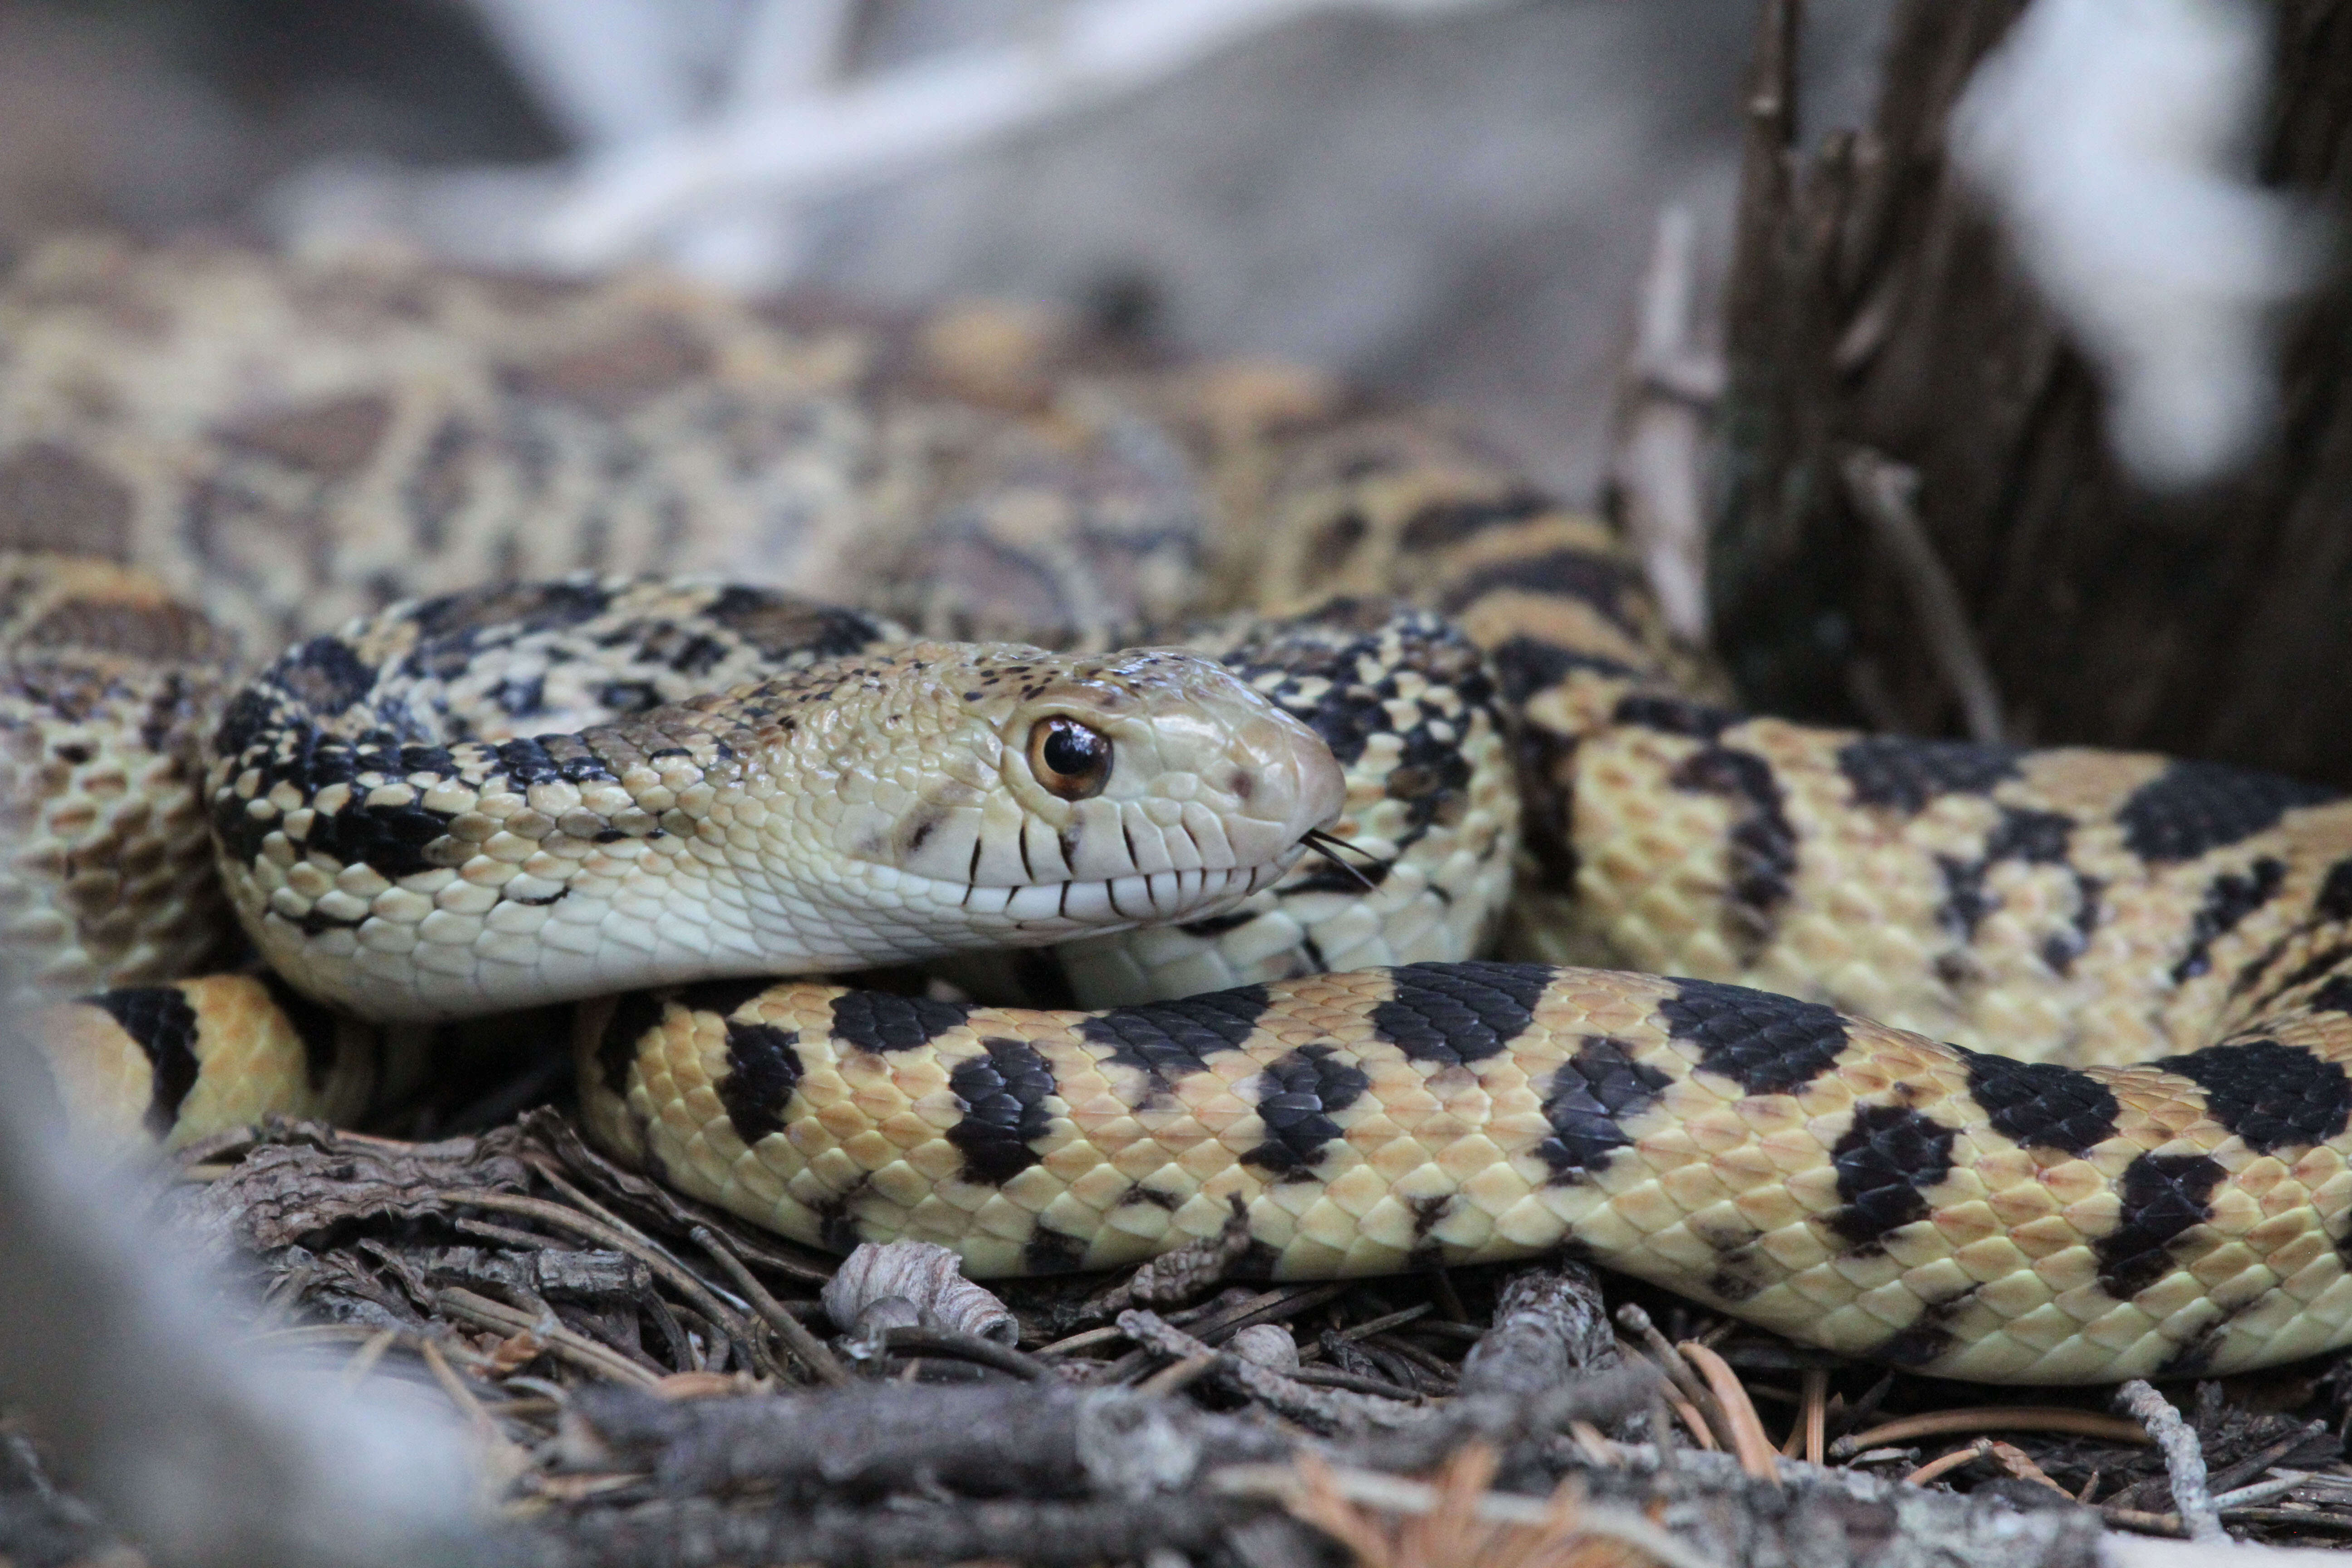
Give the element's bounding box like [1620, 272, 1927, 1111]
[1042, 722, 1102, 777]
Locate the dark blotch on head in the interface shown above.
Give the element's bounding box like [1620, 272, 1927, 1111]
[717, 1020, 802, 1146]
[831, 990, 972, 1054]
[86, 985, 201, 1138]
[2095, 1153, 2226, 1301]
[1534, 1036, 1673, 1183]
[2171, 857, 2288, 984]
[1836, 736, 2023, 814]
[597, 991, 670, 1096]
[1240, 1044, 1370, 1179]
[2152, 1038, 2352, 1154]
[1657, 979, 1849, 1096]
[1824, 1103, 1957, 1252]
[1080, 985, 1271, 1096]
[946, 1036, 1059, 1186]
[2117, 760, 2338, 864]
[1961, 1053, 2120, 1156]
[1370, 961, 1551, 1068]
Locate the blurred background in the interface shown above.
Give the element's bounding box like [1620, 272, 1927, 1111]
[0, 0, 1891, 505]
[5, 0, 2348, 783]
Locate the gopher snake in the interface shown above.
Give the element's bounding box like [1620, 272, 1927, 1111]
[11, 239, 2352, 1383]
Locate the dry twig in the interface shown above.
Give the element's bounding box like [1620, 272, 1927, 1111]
[2116, 1379, 2226, 1546]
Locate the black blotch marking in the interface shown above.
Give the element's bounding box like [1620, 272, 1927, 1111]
[676, 976, 777, 1019]
[946, 1036, 1059, 1186]
[1489, 635, 1639, 706]
[87, 986, 201, 1138]
[810, 1178, 870, 1255]
[2172, 857, 2288, 983]
[1961, 1052, 2120, 1156]
[2320, 859, 2352, 923]
[2155, 1311, 2240, 1381]
[1985, 806, 2075, 864]
[1440, 547, 1644, 632]
[52, 741, 90, 764]
[596, 680, 663, 714]
[2117, 760, 2338, 864]
[1396, 486, 1548, 552]
[1079, 985, 1271, 1096]
[1534, 1036, 1673, 1183]
[597, 991, 668, 1095]
[2275, 942, 2352, 999]
[1408, 1195, 1452, 1238]
[1837, 736, 2023, 813]
[492, 673, 547, 718]
[717, 1020, 802, 1146]
[2041, 871, 2105, 976]
[1657, 979, 1850, 1096]
[210, 686, 273, 760]
[241, 740, 456, 880]
[259, 972, 343, 1089]
[831, 990, 972, 1054]
[410, 579, 612, 640]
[1229, 1238, 1284, 1281]
[2310, 975, 2352, 1014]
[1707, 1251, 1766, 1303]
[1871, 1291, 1977, 1368]
[1240, 1044, 1370, 1180]
[2152, 1038, 2352, 1154]
[1823, 1103, 1957, 1252]
[1370, 960, 1551, 1068]
[277, 637, 378, 716]
[1668, 745, 1796, 957]
[1936, 807, 2077, 945]
[2095, 1153, 2226, 1300]
[707, 585, 889, 661]
[1117, 1186, 1182, 1210]
[1516, 724, 1580, 890]
[1612, 693, 1732, 740]
[1023, 1225, 1089, 1274]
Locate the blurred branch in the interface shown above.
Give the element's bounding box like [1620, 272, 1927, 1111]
[289, 0, 1510, 284]
[532, 0, 1509, 273]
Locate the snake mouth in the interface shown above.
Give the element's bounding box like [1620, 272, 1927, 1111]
[956, 862, 1279, 924]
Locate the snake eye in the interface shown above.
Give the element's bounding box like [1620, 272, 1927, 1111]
[1027, 716, 1112, 800]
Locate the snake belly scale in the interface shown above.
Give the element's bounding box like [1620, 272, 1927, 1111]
[12, 240, 2352, 1384]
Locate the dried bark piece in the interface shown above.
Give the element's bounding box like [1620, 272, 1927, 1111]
[1456, 1261, 1618, 1398]
[164, 1121, 533, 1259]
[821, 1240, 1017, 1345]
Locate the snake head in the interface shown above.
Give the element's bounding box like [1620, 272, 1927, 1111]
[762, 641, 1344, 953]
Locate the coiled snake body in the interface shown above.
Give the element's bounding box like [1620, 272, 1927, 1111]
[12, 241, 2352, 1383]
